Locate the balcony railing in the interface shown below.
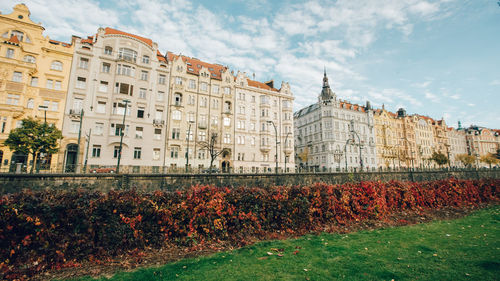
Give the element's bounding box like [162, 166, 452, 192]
[69, 109, 83, 116]
[153, 119, 165, 126]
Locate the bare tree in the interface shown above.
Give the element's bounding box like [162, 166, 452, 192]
[197, 132, 228, 174]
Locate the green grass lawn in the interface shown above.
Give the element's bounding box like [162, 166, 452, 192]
[72, 206, 500, 281]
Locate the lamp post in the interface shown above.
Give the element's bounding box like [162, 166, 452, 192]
[83, 129, 91, 173]
[444, 143, 451, 169]
[38, 105, 48, 123]
[283, 132, 291, 173]
[75, 109, 84, 173]
[333, 148, 343, 172]
[116, 99, 130, 174]
[267, 120, 279, 174]
[185, 121, 194, 173]
[344, 139, 350, 171]
[349, 120, 363, 171]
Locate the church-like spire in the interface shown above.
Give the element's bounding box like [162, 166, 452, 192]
[320, 68, 335, 103]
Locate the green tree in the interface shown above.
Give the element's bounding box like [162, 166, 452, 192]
[455, 154, 476, 168]
[4, 117, 63, 173]
[430, 151, 448, 167]
[480, 153, 499, 169]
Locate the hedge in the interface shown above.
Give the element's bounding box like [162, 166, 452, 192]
[0, 178, 498, 279]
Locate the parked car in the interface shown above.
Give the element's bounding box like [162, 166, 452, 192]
[201, 168, 220, 174]
[89, 167, 116, 173]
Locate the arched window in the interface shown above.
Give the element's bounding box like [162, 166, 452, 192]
[118, 48, 137, 62]
[23, 55, 36, 63]
[51, 61, 63, 71]
[27, 98, 34, 109]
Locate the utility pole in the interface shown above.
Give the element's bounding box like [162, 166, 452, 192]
[116, 100, 130, 174]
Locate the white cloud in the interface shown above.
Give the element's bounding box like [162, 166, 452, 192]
[490, 79, 500, 85]
[425, 92, 439, 103]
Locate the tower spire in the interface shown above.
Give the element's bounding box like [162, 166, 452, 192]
[320, 68, 335, 103]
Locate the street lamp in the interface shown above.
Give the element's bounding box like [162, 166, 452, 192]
[116, 99, 130, 174]
[83, 129, 91, 173]
[185, 121, 194, 173]
[38, 105, 48, 123]
[349, 120, 363, 171]
[444, 143, 451, 169]
[267, 120, 279, 174]
[333, 148, 343, 172]
[75, 109, 84, 173]
[283, 132, 291, 173]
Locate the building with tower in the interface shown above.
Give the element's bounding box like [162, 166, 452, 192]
[294, 71, 377, 171]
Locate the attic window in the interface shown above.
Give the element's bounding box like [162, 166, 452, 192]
[186, 62, 191, 66]
[18, 15, 23, 19]
[209, 67, 214, 71]
[212, 73, 216, 77]
[188, 68, 194, 71]
[197, 64, 201, 68]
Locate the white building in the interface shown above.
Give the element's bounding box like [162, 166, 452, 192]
[61, 27, 170, 173]
[294, 71, 377, 171]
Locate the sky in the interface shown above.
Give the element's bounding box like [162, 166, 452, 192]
[2, 0, 499, 129]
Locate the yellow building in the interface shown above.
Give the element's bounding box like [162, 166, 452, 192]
[374, 107, 417, 169]
[0, 4, 74, 172]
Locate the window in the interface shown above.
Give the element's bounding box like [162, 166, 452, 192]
[186, 128, 193, 141]
[224, 87, 230, 95]
[12, 71, 22, 82]
[142, 55, 149, 64]
[212, 85, 219, 94]
[198, 149, 206, 160]
[198, 130, 206, 141]
[175, 77, 182, 85]
[70, 121, 79, 133]
[92, 145, 101, 157]
[211, 99, 219, 109]
[153, 148, 160, 160]
[79, 57, 89, 69]
[114, 124, 125, 136]
[73, 98, 83, 111]
[46, 79, 54, 89]
[172, 110, 181, 120]
[116, 64, 135, 77]
[200, 82, 207, 91]
[113, 146, 120, 158]
[158, 74, 166, 85]
[154, 128, 161, 140]
[170, 147, 179, 158]
[104, 46, 113, 55]
[223, 117, 230, 126]
[157, 91, 164, 101]
[188, 95, 195, 105]
[174, 93, 182, 106]
[76, 77, 86, 89]
[23, 55, 36, 63]
[94, 122, 104, 135]
[51, 101, 58, 111]
[189, 79, 196, 89]
[188, 112, 195, 122]
[96, 101, 106, 113]
[134, 147, 142, 159]
[6, 48, 14, 59]
[140, 70, 148, 81]
[211, 116, 218, 126]
[139, 88, 147, 99]
[6, 94, 20, 105]
[30, 77, 38, 87]
[171, 128, 180, 139]
[224, 133, 231, 144]
[113, 102, 131, 115]
[155, 110, 163, 120]
[200, 97, 207, 107]
[118, 48, 137, 62]
[137, 108, 144, 118]
[11, 30, 24, 42]
[27, 98, 34, 109]
[54, 81, 61, 90]
[51, 61, 63, 71]
[99, 81, 108, 92]
[102, 63, 110, 73]
[114, 82, 133, 95]
[135, 127, 143, 139]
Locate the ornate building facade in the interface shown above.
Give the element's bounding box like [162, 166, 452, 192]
[446, 125, 468, 167]
[294, 71, 377, 171]
[60, 27, 169, 172]
[465, 126, 499, 166]
[0, 4, 74, 172]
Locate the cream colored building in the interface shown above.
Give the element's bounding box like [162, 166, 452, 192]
[446, 127, 468, 167]
[465, 126, 498, 166]
[165, 53, 294, 173]
[0, 4, 74, 172]
[60, 27, 169, 172]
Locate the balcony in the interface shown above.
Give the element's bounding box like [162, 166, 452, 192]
[198, 122, 207, 129]
[153, 119, 165, 126]
[174, 84, 184, 91]
[69, 108, 83, 116]
[260, 144, 271, 152]
[117, 54, 136, 63]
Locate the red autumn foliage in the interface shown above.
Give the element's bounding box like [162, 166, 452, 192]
[0, 178, 498, 280]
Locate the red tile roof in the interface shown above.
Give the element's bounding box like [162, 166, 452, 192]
[340, 101, 366, 112]
[6, 35, 20, 45]
[157, 50, 166, 62]
[80, 36, 93, 45]
[104, 27, 153, 47]
[167, 52, 227, 80]
[49, 39, 72, 47]
[247, 79, 279, 92]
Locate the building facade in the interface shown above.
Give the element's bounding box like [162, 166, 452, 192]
[446, 126, 468, 167]
[165, 53, 294, 173]
[465, 126, 499, 167]
[60, 27, 169, 172]
[0, 4, 74, 172]
[294, 72, 377, 172]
